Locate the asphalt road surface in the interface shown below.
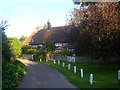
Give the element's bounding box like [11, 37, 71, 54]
[18, 60, 78, 88]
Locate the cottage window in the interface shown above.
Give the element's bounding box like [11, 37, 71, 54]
[39, 44, 42, 47]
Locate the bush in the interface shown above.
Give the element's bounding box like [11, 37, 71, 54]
[2, 32, 11, 65]
[8, 37, 22, 57]
[43, 43, 56, 53]
[55, 50, 73, 56]
[21, 45, 38, 54]
[26, 48, 38, 54]
[33, 50, 46, 61]
[21, 45, 30, 54]
[2, 60, 26, 88]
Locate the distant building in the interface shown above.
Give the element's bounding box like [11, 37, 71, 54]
[23, 20, 74, 52]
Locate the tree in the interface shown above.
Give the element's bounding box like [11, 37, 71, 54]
[0, 19, 11, 65]
[8, 37, 22, 58]
[20, 35, 27, 41]
[21, 45, 30, 54]
[87, 2, 120, 63]
[43, 24, 47, 29]
[69, 2, 120, 64]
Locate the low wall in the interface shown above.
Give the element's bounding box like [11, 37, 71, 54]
[48, 54, 120, 64]
[20, 54, 33, 60]
[48, 54, 97, 63]
[75, 56, 98, 63]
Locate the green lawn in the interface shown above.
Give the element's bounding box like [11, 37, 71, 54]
[18, 58, 120, 88]
[39, 60, 119, 88]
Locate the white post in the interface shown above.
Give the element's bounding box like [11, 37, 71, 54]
[74, 66, 76, 73]
[63, 62, 65, 67]
[81, 69, 83, 78]
[118, 70, 120, 80]
[54, 60, 55, 64]
[68, 64, 70, 70]
[58, 60, 60, 65]
[46, 59, 48, 62]
[40, 59, 41, 62]
[90, 74, 93, 84]
[32, 55, 34, 60]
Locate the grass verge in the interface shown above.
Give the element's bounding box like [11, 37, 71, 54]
[18, 59, 120, 88]
[40, 60, 119, 88]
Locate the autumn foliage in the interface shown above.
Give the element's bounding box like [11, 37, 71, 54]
[68, 2, 120, 63]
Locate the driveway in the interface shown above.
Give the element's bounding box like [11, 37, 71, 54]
[18, 60, 78, 88]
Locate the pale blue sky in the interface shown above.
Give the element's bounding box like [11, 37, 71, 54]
[0, 0, 75, 38]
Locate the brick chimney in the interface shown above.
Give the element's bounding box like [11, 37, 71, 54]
[47, 19, 51, 31]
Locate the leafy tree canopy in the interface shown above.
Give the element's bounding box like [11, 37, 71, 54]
[8, 37, 22, 57]
[43, 23, 47, 29]
[20, 35, 27, 41]
[1, 18, 11, 65]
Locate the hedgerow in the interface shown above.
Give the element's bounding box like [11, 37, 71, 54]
[2, 60, 26, 88]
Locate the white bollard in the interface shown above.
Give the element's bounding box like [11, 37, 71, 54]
[32, 55, 34, 60]
[53, 60, 55, 64]
[58, 60, 60, 65]
[40, 59, 41, 62]
[68, 64, 70, 70]
[74, 66, 76, 73]
[46, 59, 48, 62]
[63, 62, 65, 67]
[90, 74, 93, 84]
[118, 70, 120, 80]
[81, 69, 83, 78]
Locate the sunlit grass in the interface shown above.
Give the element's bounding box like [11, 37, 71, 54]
[18, 58, 119, 88]
[40, 60, 119, 88]
[17, 58, 32, 61]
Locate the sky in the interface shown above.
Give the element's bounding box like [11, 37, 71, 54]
[0, 0, 75, 38]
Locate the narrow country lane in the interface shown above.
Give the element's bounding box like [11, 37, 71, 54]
[17, 60, 78, 88]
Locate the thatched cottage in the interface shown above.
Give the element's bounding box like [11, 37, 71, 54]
[23, 20, 74, 52]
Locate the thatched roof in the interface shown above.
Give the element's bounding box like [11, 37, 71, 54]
[23, 26, 71, 45]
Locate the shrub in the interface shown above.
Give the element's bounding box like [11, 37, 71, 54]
[21, 45, 30, 54]
[27, 48, 38, 54]
[2, 60, 26, 88]
[55, 50, 73, 56]
[33, 50, 47, 61]
[21, 45, 38, 54]
[43, 43, 56, 53]
[2, 32, 11, 65]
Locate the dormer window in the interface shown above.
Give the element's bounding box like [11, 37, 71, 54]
[32, 39, 34, 42]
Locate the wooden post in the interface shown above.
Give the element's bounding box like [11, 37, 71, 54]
[118, 70, 120, 80]
[74, 66, 76, 73]
[58, 60, 60, 65]
[54, 60, 55, 64]
[63, 62, 65, 67]
[46, 59, 48, 62]
[32, 55, 34, 60]
[68, 64, 70, 70]
[90, 74, 93, 85]
[81, 69, 83, 78]
[40, 59, 41, 62]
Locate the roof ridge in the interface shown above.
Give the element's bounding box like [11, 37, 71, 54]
[23, 29, 42, 45]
